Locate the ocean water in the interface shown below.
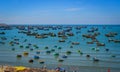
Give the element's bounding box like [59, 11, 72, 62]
[0, 24, 120, 70]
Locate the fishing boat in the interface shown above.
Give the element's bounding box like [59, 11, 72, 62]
[39, 60, 45, 64]
[16, 54, 22, 58]
[72, 42, 80, 45]
[29, 59, 34, 63]
[23, 52, 29, 56]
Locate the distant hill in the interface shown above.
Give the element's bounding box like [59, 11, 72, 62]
[0, 23, 8, 26]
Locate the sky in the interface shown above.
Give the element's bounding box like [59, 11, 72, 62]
[0, 0, 120, 24]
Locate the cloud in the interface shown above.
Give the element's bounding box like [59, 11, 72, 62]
[65, 8, 81, 11]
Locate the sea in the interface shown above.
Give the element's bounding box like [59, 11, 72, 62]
[0, 24, 120, 71]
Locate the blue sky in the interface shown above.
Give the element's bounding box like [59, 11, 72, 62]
[0, 0, 120, 24]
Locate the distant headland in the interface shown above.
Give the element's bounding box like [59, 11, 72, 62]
[0, 23, 8, 26]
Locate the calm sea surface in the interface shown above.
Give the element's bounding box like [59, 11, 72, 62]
[0, 24, 120, 69]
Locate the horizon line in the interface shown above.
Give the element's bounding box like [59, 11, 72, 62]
[4, 23, 120, 25]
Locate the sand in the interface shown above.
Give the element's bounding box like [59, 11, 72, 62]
[0, 65, 120, 72]
[0, 65, 56, 72]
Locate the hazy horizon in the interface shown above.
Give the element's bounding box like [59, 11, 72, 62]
[0, 0, 120, 24]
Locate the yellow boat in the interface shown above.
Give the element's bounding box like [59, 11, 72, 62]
[23, 52, 29, 56]
[14, 66, 26, 71]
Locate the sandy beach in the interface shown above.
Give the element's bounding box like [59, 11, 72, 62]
[0, 65, 120, 72]
[0, 65, 56, 72]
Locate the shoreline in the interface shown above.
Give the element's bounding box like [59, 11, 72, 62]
[0, 64, 120, 72]
[0, 65, 56, 72]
